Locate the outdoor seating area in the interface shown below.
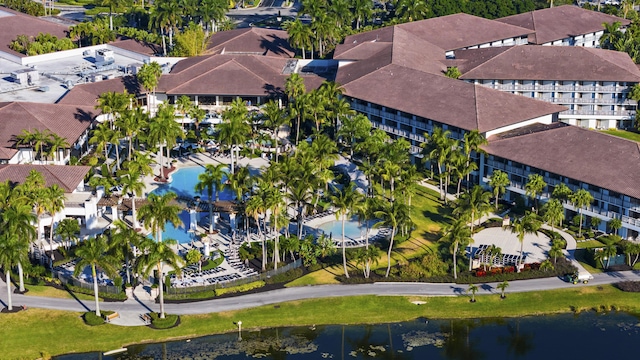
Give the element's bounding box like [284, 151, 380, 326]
[54, 260, 115, 286]
[475, 244, 526, 267]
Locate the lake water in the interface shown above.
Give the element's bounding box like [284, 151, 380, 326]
[54, 312, 640, 359]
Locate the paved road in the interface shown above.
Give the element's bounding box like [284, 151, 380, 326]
[2, 271, 640, 316]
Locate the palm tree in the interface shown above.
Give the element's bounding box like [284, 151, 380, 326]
[462, 130, 487, 189]
[137, 62, 163, 112]
[101, 0, 130, 30]
[542, 199, 564, 233]
[355, 245, 380, 278]
[96, 91, 131, 129]
[374, 200, 409, 278]
[195, 163, 227, 233]
[148, 103, 176, 180]
[467, 283, 478, 303]
[551, 183, 572, 203]
[421, 126, 454, 202]
[609, 218, 622, 236]
[117, 107, 147, 160]
[74, 235, 119, 317]
[600, 21, 623, 49]
[0, 233, 28, 311]
[262, 100, 288, 163]
[570, 189, 594, 238]
[440, 216, 472, 279]
[135, 237, 184, 319]
[89, 122, 114, 172]
[284, 18, 313, 59]
[55, 218, 80, 250]
[489, 170, 509, 211]
[330, 182, 362, 278]
[120, 169, 145, 229]
[197, 0, 227, 34]
[284, 74, 307, 145]
[2, 200, 35, 293]
[245, 194, 266, 271]
[47, 133, 69, 164]
[497, 280, 509, 299]
[510, 212, 540, 271]
[138, 192, 183, 244]
[110, 220, 143, 285]
[44, 184, 65, 272]
[453, 185, 492, 234]
[265, 187, 285, 269]
[525, 174, 546, 213]
[548, 244, 564, 265]
[289, 182, 313, 239]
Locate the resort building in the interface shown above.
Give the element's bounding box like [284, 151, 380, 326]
[496, 5, 630, 47]
[0, 102, 98, 164]
[481, 123, 640, 239]
[455, 45, 640, 129]
[0, 164, 100, 238]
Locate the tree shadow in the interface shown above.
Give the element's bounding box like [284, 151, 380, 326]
[62, 284, 91, 312]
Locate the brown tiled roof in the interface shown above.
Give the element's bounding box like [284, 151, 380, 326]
[158, 54, 326, 96]
[205, 27, 294, 58]
[0, 102, 97, 158]
[0, 164, 90, 192]
[457, 45, 640, 82]
[110, 38, 160, 56]
[0, 7, 70, 58]
[338, 62, 565, 133]
[395, 13, 533, 51]
[57, 76, 141, 105]
[484, 123, 640, 199]
[496, 5, 630, 45]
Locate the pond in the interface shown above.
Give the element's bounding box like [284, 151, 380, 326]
[54, 312, 640, 359]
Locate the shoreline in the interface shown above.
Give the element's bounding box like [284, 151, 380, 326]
[8, 285, 640, 359]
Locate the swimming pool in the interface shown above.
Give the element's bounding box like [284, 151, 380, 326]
[151, 166, 234, 244]
[313, 217, 378, 241]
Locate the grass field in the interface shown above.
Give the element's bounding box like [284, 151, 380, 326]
[3, 285, 640, 359]
[23, 284, 95, 301]
[601, 129, 640, 142]
[287, 185, 444, 286]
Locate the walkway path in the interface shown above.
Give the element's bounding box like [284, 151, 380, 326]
[2, 269, 639, 323]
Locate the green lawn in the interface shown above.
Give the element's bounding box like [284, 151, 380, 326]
[601, 129, 640, 142]
[286, 185, 446, 286]
[3, 285, 640, 359]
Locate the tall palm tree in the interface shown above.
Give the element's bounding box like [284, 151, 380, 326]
[440, 216, 472, 279]
[101, 0, 130, 30]
[110, 220, 143, 285]
[197, 0, 227, 34]
[149, 0, 182, 55]
[262, 100, 288, 163]
[453, 185, 492, 234]
[570, 189, 594, 238]
[283, 18, 313, 59]
[148, 103, 177, 180]
[135, 237, 183, 320]
[195, 163, 227, 233]
[525, 174, 547, 213]
[44, 184, 65, 272]
[489, 170, 510, 211]
[74, 235, 119, 316]
[600, 21, 623, 49]
[374, 200, 409, 277]
[510, 212, 540, 271]
[89, 122, 114, 173]
[120, 169, 145, 229]
[138, 192, 183, 244]
[1, 201, 35, 294]
[137, 62, 163, 112]
[245, 194, 266, 271]
[542, 198, 564, 233]
[330, 182, 362, 278]
[284, 73, 307, 144]
[0, 233, 28, 311]
[96, 91, 131, 130]
[116, 107, 147, 161]
[265, 187, 285, 269]
[609, 218, 622, 236]
[351, 0, 372, 29]
[421, 126, 453, 202]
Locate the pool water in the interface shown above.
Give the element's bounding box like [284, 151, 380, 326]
[315, 217, 377, 240]
[151, 166, 234, 244]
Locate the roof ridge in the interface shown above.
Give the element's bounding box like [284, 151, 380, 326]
[40, 165, 71, 192]
[459, 47, 513, 76]
[473, 85, 480, 130]
[236, 56, 278, 83]
[582, 47, 639, 78]
[170, 57, 234, 91]
[530, 11, 538, 44]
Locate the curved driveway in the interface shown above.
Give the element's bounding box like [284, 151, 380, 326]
[2, 271, 640, 316]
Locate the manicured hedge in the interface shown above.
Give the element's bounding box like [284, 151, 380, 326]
[83, 311, 105, 326]
[149, 312, 180, 329]
[67, 285, 127, 301]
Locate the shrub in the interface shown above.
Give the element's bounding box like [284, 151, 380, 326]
[214, 281, 265, 296]
[83, 311, 105, 326]
[616, 281, 640, 292]
[265, 268, 304, 284]
[67, 284, 127, 301]
[149, 312, 179, 329]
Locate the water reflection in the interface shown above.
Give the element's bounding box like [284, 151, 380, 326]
[55, 312, 640, 360]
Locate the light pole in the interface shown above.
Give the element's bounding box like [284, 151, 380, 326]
[237, 320, 242, 340]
